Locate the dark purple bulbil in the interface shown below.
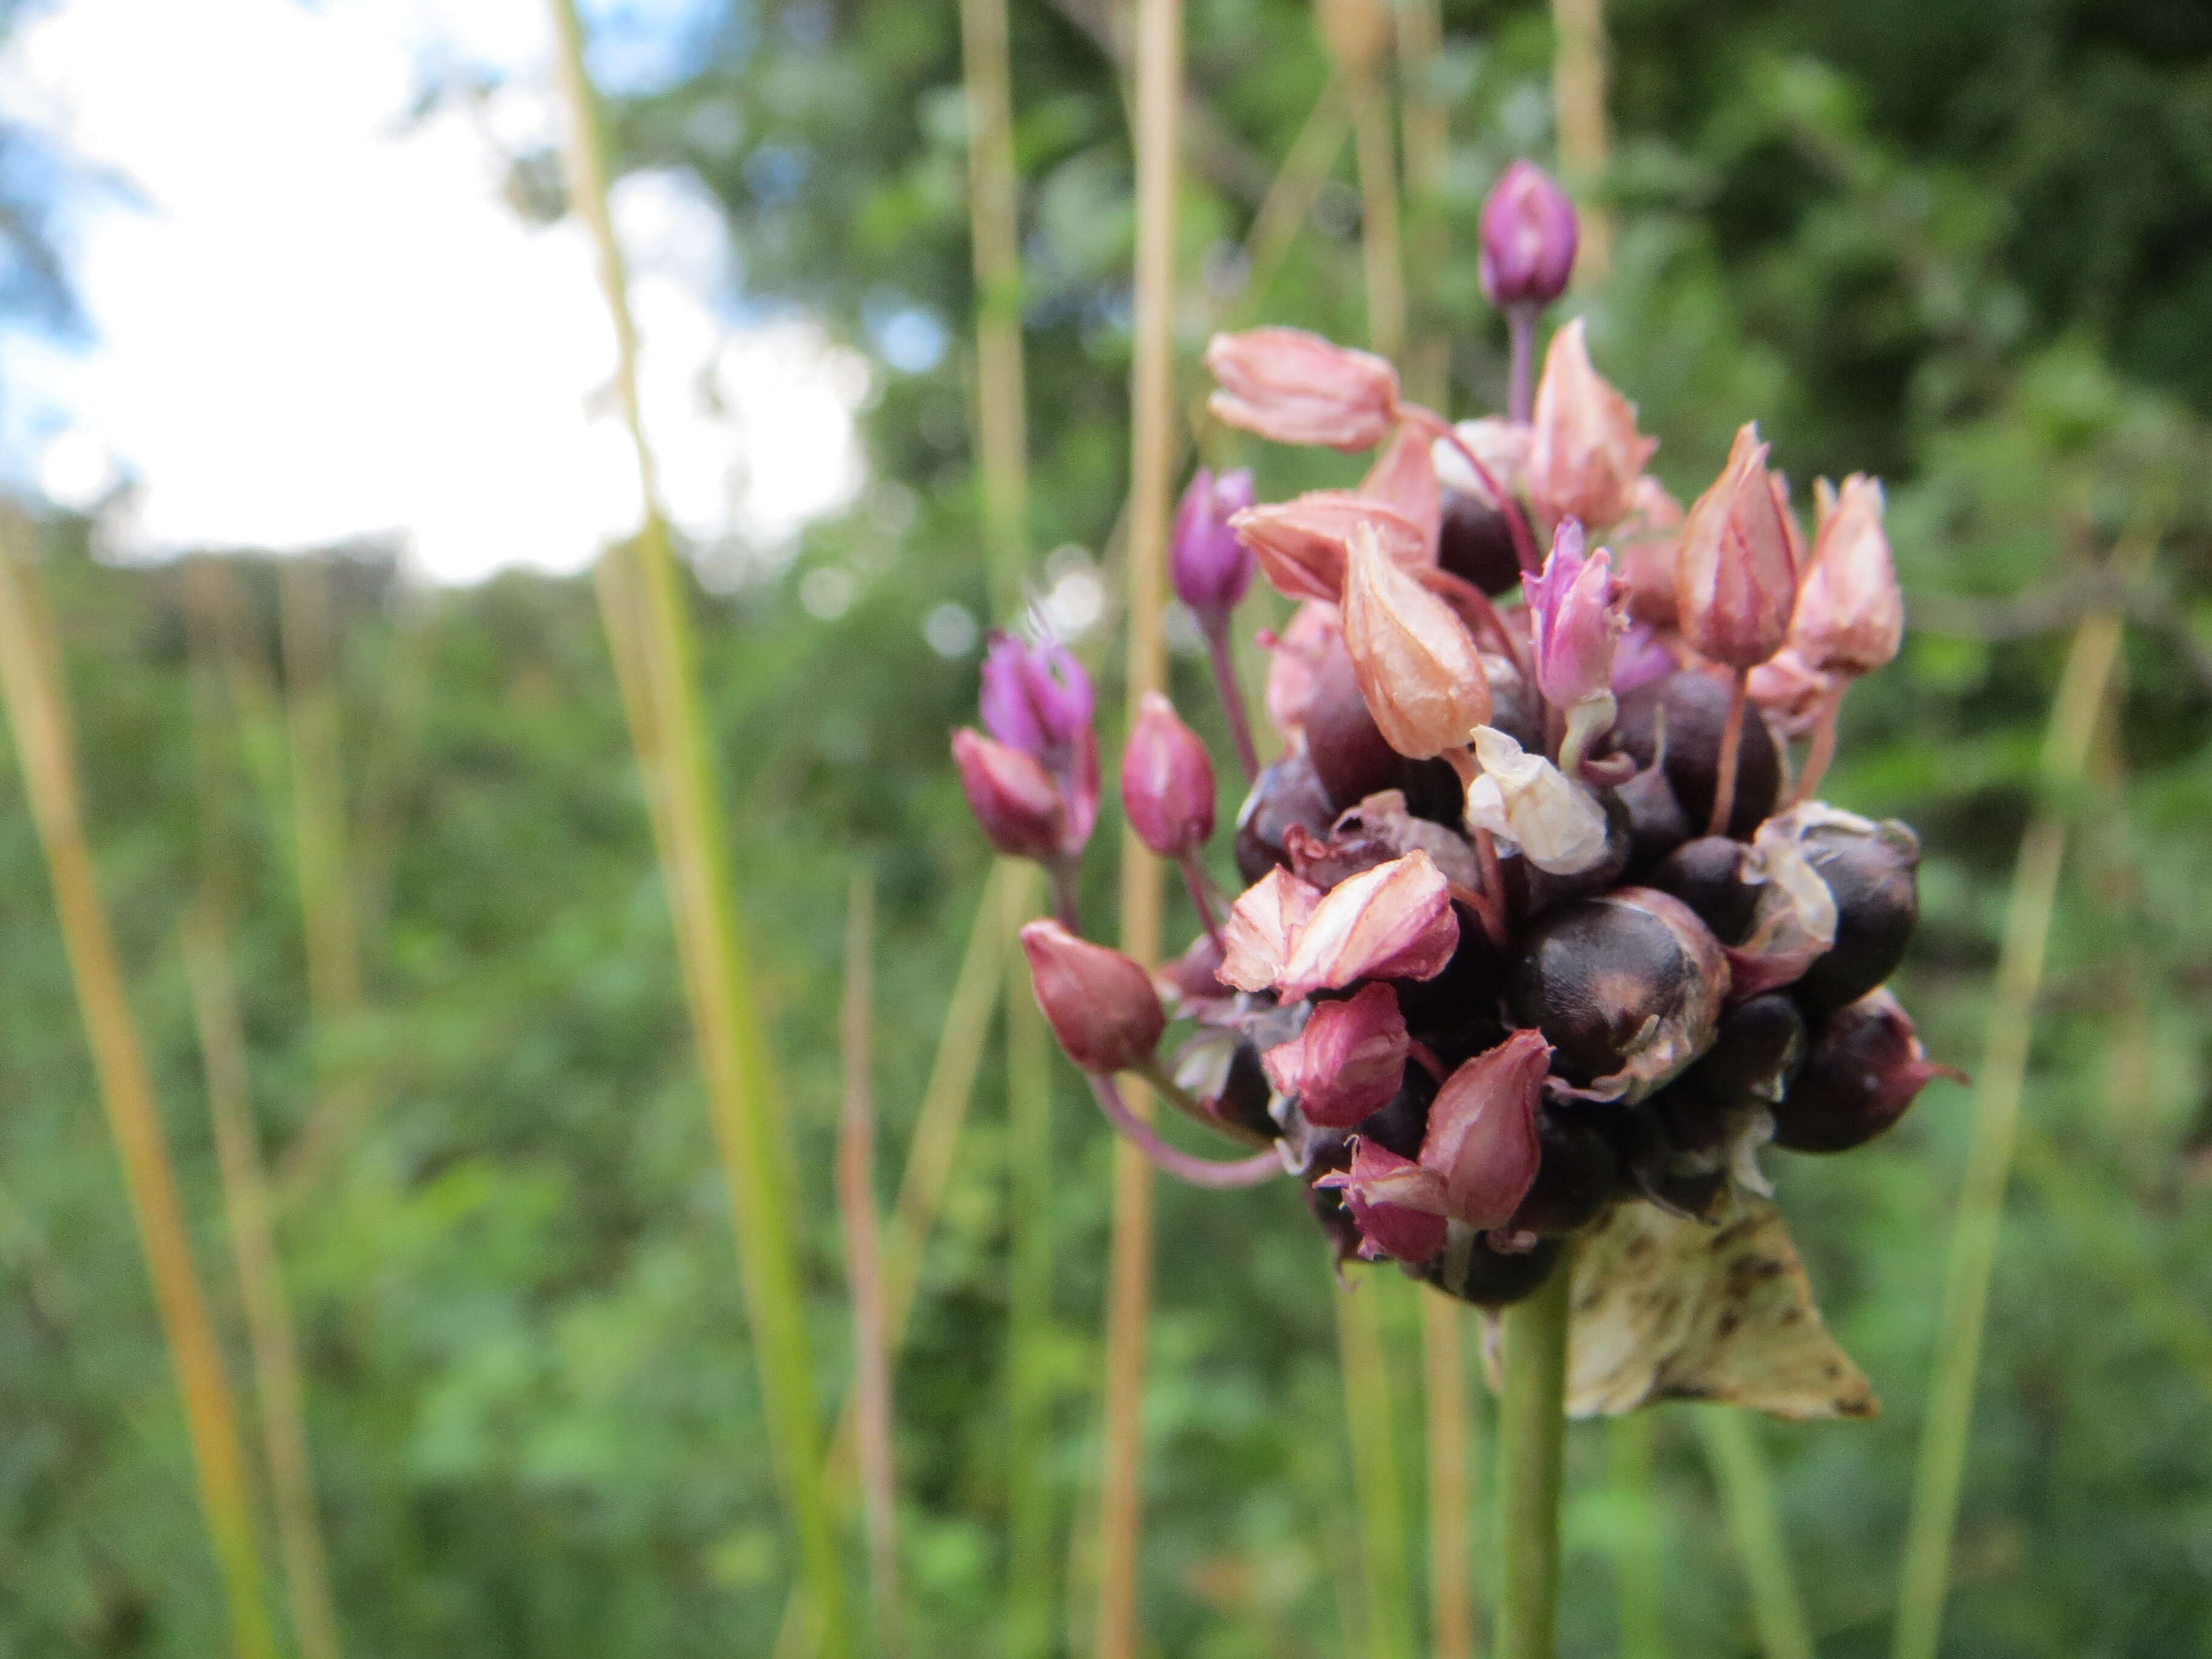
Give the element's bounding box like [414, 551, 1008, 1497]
[1234, 752, 1335, 883]
[1419, 1231, 1563, 1307]
[1792, 820, 1922, 1016]
[1611, 671, 1781, 839]
[1438, 484, 1525, 597]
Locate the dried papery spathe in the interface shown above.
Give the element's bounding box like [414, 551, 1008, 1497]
[1341, 521, 1492, 760]
[1219, 865, 1326, 993]
[1205, 326, 1402, 452]
[1460, 725, 1612, 876]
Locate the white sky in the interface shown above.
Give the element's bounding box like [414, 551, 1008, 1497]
[0, 0, 870, 584]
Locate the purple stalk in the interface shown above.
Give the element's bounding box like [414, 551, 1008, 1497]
[1178, 854, 1228, 957]
[1204, 625, 1262, 783]
[1086, 1074, 1285, 1189]
[1506, 304, 1537, 424]
[1048, 860, 1082, 933]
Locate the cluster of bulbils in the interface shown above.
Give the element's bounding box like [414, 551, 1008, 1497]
[953, 161, 1960, 1309]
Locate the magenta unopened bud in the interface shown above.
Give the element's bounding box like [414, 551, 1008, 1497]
[1171, 467, 1258, 627]
[1314, 1138, 1449, 1264]
[952, 728, 1064, 863]
[1479, 160, 1579, 310]
[1019, 919, 1167, 1075]
[1263, 982, 1408, 1129]
[1121, 692, 1216, 859]
[979, 632, 1095, 762]
[1418, 1030, 1549, 1227]
[1205, 326, 1401, 452]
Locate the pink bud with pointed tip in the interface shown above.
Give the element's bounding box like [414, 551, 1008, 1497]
[1789, 474, 1902, 675]
[1263, 982, 1409, 1129]
[1220, 865, 1326, 993]
[1358, 425, 1443, 563]
[1232, 492, 1430, 604]
[1205, 326, 1401, 452]
[1527, 319, 1657, 534]
[1480, 161, 1580, 309]
[1121, 692, 1216, 859]
[1171, 467, 1259, 628]
[1342, 521, 1492, 760]
[1019, 919, 1167, 1075]
[1675, 423, 1804, 669]
[1276, 850, 1459, 1001]
[1526, 518, 1623, 714]
[1315, 1138, 1450, 1262]
[1418, 1030, 1550, 1227]
[953, 728, 1065, 862]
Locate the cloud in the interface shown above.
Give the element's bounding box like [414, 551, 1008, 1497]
[0, 0, 866, 583]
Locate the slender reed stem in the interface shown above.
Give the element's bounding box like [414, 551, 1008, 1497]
[958, 0, 1031, 615]
[1549, 0, 1614, 284]
[838, 871, 904, 1659]
[1232, 79, 1351, 322]
[1351, 72, 1405, 360]
[1788, 679, 1846, 806]
[1005, 916, 1057, 1659]
[0, 511, 281, 1659]
[1506, 306, 1537, 426]
[1394, 0, 1450, 407]
[1607, 1414, 1668, 1659]
[1892, 574, 2136, 1659]
[1204, 626, 1262, 781]
[184, 907, 347, 1659]
[1098, 0, 1182, 1651]
[1496, 1249, 1572, 1659]
[546, 10, 848, 1653]
[1707, 669, 1748, 837]
[1337, 1275, 1416, 1659]
[1697, 1409, 1814, 1659]
[1420, 1292, 1476, 1659]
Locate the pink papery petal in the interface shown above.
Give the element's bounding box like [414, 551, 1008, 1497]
[1262, 982, 1409, 1129]
[1261, 600, 1342, 740]
[1205, 326, 1401, 452]
[1232, 492, 1430, 603]
[1418, 1030, 1550, 1227]
[1219, 866, 1325, 993]
[1358, 425, 1443, 563]
[1316, 1139, 1450, 1262]
[1276, 851, 1458, 1002]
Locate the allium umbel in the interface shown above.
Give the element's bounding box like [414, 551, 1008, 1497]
[958, 223, 1954, 1338]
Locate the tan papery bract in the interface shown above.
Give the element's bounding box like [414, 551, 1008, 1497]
[1341, 521, 1491, 760]
[1790, 474, 1902, 675]
[1205, 327, 1401, 452]
[1527, 319, 1658, 534]
[1746, 645, 1833, 738]
[1232, 493, 1429, 604]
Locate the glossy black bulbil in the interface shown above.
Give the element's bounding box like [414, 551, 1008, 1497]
[1647, 835, 1757, 943]
[1506, 891, 1721, 1091]
[1507, 1107, 1619, 1236]
[1420, 1228, 1561, 1307]
[1611, 670, 1781, 839]
[1678, 993, 1806, 1105]
[1791, 820, 1921, 1016]
[1437, 483, 1524, 597]
[1234, 751, 1335, 883]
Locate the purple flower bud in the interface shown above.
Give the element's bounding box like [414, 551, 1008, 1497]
[1314, 1138, 1450, 1264]
[1120, 692, 1217, 859]
[1480, 161, 1580, 310]
[1418, 1030, 1550, 1227]
[951, 728, 1064, 863]
[1171, 467, 1258, 628]
[1263, 982, 1409, 1130]
[1019, 919, 1167, 1075]
[1526, 518, 1624, 766]
[979, 632, 1095, 762]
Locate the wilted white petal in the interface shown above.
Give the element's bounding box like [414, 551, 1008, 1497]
[1461, 725, 1611, 875]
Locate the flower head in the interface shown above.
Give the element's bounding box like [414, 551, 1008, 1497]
[1527, 319, 1657, 534]
[1674, 423, 1803, 669]
[1205, 327, 1401, 452]
[1019, 920, 1167, 1075]
[1789, 475, 1902, 675]
[1120, 692, 1216, 859]
[1479, 161, 1580, 310]
[1171, 467, 1259, 628]
[1341, 521, 1491, 759]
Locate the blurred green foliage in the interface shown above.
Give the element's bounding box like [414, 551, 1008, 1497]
[5, 1, 2212, 1656]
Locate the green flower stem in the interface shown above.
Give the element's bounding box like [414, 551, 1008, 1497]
[1607, 1413, 1669, 1659]
[1496, 1249, 1574, 1659]
[1697, 1409, 1814, 1659]
[1336, 1275, 1415, 1659]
